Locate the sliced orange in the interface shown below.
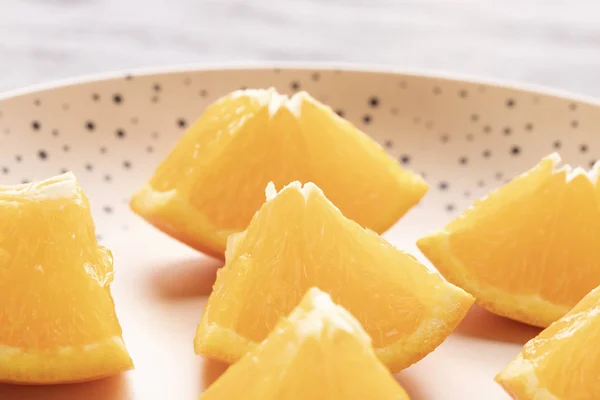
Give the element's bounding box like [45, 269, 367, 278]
[131, 88, 427, 258]
[0, 173, 133, 384]
[496, 284, 600, 399]
[418, 153, 600, 327]
[200, 287, 409, 400]
[194, 181, 473, 372]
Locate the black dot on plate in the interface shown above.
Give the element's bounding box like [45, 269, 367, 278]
[440, 134, 449, 143]
[525, 123, 534, 131]
[177, 118, 187, 128]
[470, 114, 479, 122]
[363, 115, 372, 124]
[21, 179, 30, 184]
[85, 163, 93, 171]
[153, 83, 161, 92]
[483, 149, 491, 158]
[34, 99, 41, 106]
[51, 129, 59, 137]
[125, 74, 133, 81]
[503, 127, 512, 135]
[553, 140, 562, 149]
[92, 93, 100, 101]
[433, 86, 442, 95]
[2, 167, 9, 174]
[589, 160, 597, 168]
[335, 109, 345, 118]
[32, 121, 40, 131]
[100, 147, 107, 154]
[571, 120, 579, 128]
[510, 145, 521, 155]
[123, 161, 131, 169]
[569, 103, 578, 111]
[116, 129, 126, 138]
[483, 125, 492, 134]
[580, 144, 589, 153]
[85, 121, 95, 131]
[384, 140, 393, 149]
[60, 168, 68, 174]
[399, 81, 407, 89]
[38, 150, 48, 160]
[438, 181, 449, 190]
[290, 81, 300, 91]
[311, 72, 320, 81]
[104, 174, 111, 182]
[147, 145, 154, 153]
[103, 206, 113, 214]
[506, 98, 516, 108]
[63, 145, 70, 152]
[459, 156, 468, 165]
[400, 154, 411, 165]
[458, 89, 468, 98]
[466, 133, 474, 142]
[151, 95, 159, 103]
[477, 180, 485, 187]
[495, 172, 504, 180]
[113, 94, 123, 104]
[15, 155, 22, 162]
[199, 89, 208, 97]
[368, 96, 379, 108]
[446, 204, 455, 212]
[390, 107, 399, 115]
[239, 86, 248, 91]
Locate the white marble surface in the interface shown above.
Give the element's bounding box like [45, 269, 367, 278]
[1, 0, 600, 97]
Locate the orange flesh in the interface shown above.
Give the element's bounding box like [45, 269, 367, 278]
[0, 174, 132, 383]
[200, 288, 409, 400]
[497, 285, 600, 399]
[195, 182, 473, 372]
[133, 89, 427, 257]
[418, 155, 600, 327]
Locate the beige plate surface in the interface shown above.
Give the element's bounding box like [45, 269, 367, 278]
[0, 65, 598, 399]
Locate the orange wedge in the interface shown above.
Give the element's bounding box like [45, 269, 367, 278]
[194, 181, 473, 372]
[418, 153, 600, 327]
[0, 173, 133, 384]
[200, 287, 409, 400]
[131, 88, 427, 258]
[496, 284, 600, 399]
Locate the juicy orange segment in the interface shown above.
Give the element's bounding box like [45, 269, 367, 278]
[496, 285, 600, 399]
[131, 88, 427, 258]
[0, 173, 133, 384]
[199, 288, 409, 400]
[418, 153, 600, 327]
[194, 181, 473, 372]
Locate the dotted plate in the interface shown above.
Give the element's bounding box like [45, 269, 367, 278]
[0, 66, 598, 399]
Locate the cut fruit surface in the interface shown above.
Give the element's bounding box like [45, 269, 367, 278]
[0, 173, 133, 384]
[199, 287, 409, 400]
[496, 285, 600, 399]
[194, 181, 473, 372]
[131, 88, 427, 258]
[418, 153, 600, 327]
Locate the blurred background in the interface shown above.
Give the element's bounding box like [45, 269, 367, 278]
[1, 0, 599, 96]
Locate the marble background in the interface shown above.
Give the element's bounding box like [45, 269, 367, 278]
[0, 0, 599, 97]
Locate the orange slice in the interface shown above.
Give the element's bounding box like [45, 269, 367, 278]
[418, 153, 600, 327]
[131, 88, 427, 258]
[0, 173, 133, 384]
[496, 285, 600, 399]
[199, 287, 409, 400]
[194, 181, 473, 372]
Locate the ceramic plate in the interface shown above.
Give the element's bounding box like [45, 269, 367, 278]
[0, 65, 598, 400]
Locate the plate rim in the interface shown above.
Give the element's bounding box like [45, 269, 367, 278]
[0, 61, 598, 107]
